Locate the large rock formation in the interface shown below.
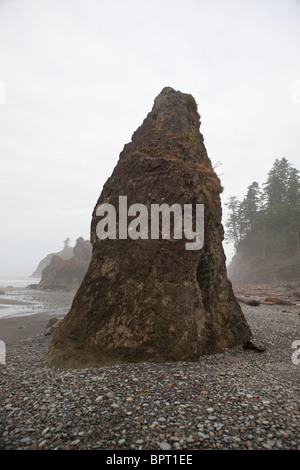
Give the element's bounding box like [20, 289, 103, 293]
[46, 87, 252, 368]
[38, 237, 92, 291]
[30, 240, 74, 278]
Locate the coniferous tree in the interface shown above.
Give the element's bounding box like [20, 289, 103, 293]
[226, 157, 300, 282]
[240, 182, 261, 235]
[225, 196, 242, 249]
[286, 167, 300, 206]
[263, 157, 292, 208]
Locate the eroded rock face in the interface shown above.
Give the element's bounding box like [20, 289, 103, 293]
[38, 237, 92, 291]
[46, 87, 251, 368]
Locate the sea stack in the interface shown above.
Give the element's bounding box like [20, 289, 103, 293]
[46, 87, 252, 368]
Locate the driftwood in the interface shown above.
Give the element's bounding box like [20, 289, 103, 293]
[234, 284, 299, 306]
[236, 295, 260, 307]
[263, 297, 293, 306]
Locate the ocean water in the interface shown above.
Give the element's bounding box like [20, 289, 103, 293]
[0, 276, 42, 319]
[0, 276, 40, 288]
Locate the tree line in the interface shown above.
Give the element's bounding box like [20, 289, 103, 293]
[226, 157, 300, 266]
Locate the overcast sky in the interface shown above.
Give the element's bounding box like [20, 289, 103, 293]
[0, 0, 300, 276]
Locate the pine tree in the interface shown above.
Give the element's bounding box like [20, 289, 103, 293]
[225, 196, 242, 249]
[240, 182, 261, 234]
[286, 167, 300, 206]
[263, 157, 292, 208]
[226, 157, 300, 282]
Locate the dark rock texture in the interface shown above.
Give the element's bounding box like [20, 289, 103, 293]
[38, 237, 92, 291]
[46, 87, 251, 368]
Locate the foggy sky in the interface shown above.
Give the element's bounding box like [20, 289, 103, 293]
[0, 0, 300, 276]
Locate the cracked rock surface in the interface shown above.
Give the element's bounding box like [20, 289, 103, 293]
[46, 87, 251, 369]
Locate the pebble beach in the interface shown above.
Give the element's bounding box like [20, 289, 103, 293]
[1, 290, 300, 451]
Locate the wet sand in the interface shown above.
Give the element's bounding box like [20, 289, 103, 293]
[0, 312, 59, 344]
[0, 288, 75, 345]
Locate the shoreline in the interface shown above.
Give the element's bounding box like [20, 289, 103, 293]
[0, 288, 75, 345]
[0, 282, 299, 346]
[0, 311, 62, 345]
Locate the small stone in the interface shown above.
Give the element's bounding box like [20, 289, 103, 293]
[198, 432, 209, 439]
[263, 440, 274, 450]
[38, 440, 47, 449]
[71, 439, 80, 446]
[20, 437, 30, 444]
[159, 442, 171, 450]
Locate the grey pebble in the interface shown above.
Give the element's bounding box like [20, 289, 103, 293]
[159, 442, 171, 450]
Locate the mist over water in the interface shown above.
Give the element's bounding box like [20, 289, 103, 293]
[0, 276, 40, 288]
[0, 276, 41, 319]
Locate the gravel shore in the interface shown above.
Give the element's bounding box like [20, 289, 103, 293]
[1, 302, 300, 451]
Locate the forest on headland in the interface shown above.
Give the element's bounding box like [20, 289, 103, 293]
[226, 157, 300, 284]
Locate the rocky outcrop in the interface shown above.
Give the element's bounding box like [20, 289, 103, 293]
[46, 87, 252, 369]
[38, 238, 92, 291]
[30, 242, 74, 278]
[44, 318, 63, 336]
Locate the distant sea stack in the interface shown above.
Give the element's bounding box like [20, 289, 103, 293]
[38, 238, 92, 291]
[46, 87, 252, 369]
[30, 240, 74, 278]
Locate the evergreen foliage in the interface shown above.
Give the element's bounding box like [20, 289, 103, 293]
[226, 158, 300, 282]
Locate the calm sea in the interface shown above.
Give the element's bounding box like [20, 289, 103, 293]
[0, 276, 41, 319]
[0, 276, 40, 288]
